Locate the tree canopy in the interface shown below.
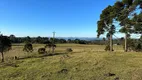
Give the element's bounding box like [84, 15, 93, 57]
[97, 0, 142, 52]
[0, 35, 12, 62]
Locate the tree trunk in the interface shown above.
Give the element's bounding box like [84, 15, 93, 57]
[110, 34, 113, 51]
[52, 47, 54, 54]
[1, 52, 4, 62]
[124, 33, 128, 52]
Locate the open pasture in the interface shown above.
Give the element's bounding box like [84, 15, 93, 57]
[0, 44, 142, 80]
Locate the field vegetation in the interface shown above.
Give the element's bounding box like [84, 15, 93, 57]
[0, 44, 142, 80]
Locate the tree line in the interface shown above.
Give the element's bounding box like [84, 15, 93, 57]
[7, 34, 142, 46]
[9, 34, 100, 44]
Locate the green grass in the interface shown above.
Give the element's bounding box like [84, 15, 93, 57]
[0, 44, 142, 80]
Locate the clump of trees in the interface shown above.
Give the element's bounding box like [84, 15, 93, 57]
[45, 43, 52, 53]
[0, 35, 12, 62]
[97, 0, 142, 52]
[38, 43, 56, 54]
[9, 34, 120, 45]
[45, 43, 56, 54]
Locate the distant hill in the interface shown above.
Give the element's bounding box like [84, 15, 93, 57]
[56, 37, 102, 41]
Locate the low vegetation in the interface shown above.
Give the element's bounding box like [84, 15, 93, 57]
[66, 48, 73, 52]
[38, 48, 46, 54]
[23, 43, 33, 53]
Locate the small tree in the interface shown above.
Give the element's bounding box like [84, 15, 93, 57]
[45, 43, 52, 53]
[24, 36, 31, 43]
[45, 43, 56, 54]
[9, 34, 16, 43]
[23, 43, 33, 52]
[0, 35, 12, 62]
[52, 44, 56, 54]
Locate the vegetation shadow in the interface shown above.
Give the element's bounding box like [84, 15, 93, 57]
[18, 52, 68, 60]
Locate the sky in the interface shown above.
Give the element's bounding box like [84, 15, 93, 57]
[0, 0, 117, 37]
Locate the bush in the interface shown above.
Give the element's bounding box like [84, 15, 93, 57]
[105, 45, 110, 51]
[105, 45, 114, 51]
[123, 39, 142, 52]
[66, 48, 73, 52]
[135, 43, 142, 52]
[38, 48, 46, 54]
[23, 43, 33, 52]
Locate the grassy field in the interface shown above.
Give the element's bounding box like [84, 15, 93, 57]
[0, 44, 142, 80]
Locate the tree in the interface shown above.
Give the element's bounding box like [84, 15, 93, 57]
[35, 36, 43, 43]
[110, 0, 142, 52]
[112, 1, 130, 52]
[45, 43, 52, 53]
[132, 13, 142, 37]
[97, 5, 116, 51]
[67, 39, 72, 43]
[103, 37, 106, 42]
[0, 35, 12, 62]
[52, 44, 56, 54]
[74, 39, 80, 44]
[45, 42, 56, 54]
[50, 36, 56, 54]
[24, 36, 31, 43]
[59, 39, 67, 43]
[9, 34, 16, 43]
[23, 43, 33, 52]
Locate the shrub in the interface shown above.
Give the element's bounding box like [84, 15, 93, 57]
[66, 48, 73, 52]
[45, 43, 52, 48]
[23, 43, 33, 52]
[105, 45, 110, 51]
[135, 43, 142, 52]
[105, 45, 114, 51]
[122, 39, 142, 52]
[38, 48, 46, 54]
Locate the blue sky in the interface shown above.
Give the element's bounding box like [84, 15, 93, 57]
[0, 0, 116, 37]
